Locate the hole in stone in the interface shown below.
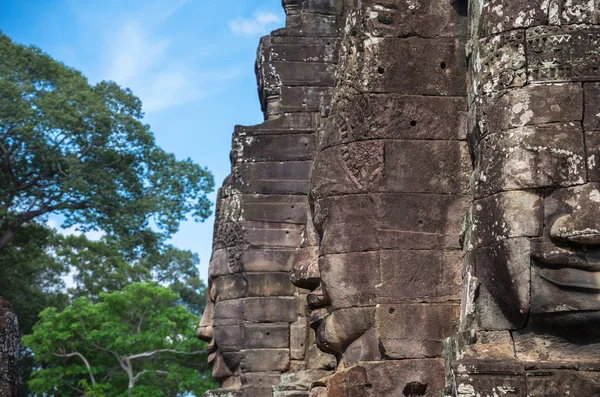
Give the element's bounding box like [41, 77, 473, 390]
[291, 205, 295, 209]
[377, 66, 385, 74]
[286, 231, 290, 235]
[266, 332, 270, 336]
[389, 307, 395, 314]
[365, 384, 373, 389]
[440, 61, 447, 69]
[417, 219, 424, 226]
[403, 381, 428, 396]
[305, 143, 308, 146]
[410, 120, 417, 127]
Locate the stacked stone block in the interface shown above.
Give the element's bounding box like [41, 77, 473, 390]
[290, 1, 471, 395]
[453, 0, 600, 395]
[0, 298, 18, 397]
[199, 1, 341, 396]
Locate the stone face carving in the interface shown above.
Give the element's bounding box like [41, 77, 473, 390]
[0, 298, 19, 397]
[202, 0, 600, 395]
[290, 0, 470, 395]
[452, 0, 600, 395]
[198, 1, 340, 396]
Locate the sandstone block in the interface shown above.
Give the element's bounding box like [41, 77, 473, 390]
[242, 221, 304, 248]
[382, 140, 470, 194]
[234, 133, 315, 164]
[280, 86, 333, 113]
[378, 250, 462, 302]
[242, 372, 282, 389]
[214, 300, 244, 326]
[213, 324, 243, 353]
[473, 123, 586, 198]
[365, 0, 467, 38]
[472, 190, 543, 247]
[244, 297, 297, 323]
[585, 84, 600, 130]
[244, 323, 290, 349]
[527, 25, 600, 83]
[375, 193, 469, 250]
[327, 359, 446, 397]
[320, 94, 467, 149]
[319, 252, 380, 309]
[372, 38, 466, 96]
[241, 349, 290, 372]
[237, 113, 316, 134]
[246, 273, 296, 297]
[476, 0, 548, 37]
[235, 161, 312, 195]
[483, 83, 583, 134]
[376, 304, 459, 359]
[240, 195, 307, 224]
[242, 248, 296, 272]
[213, 274, 248, 302]
[527, 370, 600, 397]
[474, 238, 531, 330]
[473, 31, 526, 97]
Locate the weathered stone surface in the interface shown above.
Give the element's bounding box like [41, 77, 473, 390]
[371, 38, 467, 96]
[246, 273, 296, 297]
[244, 323, 290, 349]
[476, 0, 548, 37]
[234, 161, 312, 195]
[376, 304, 459, 359]
[471, 191, 543, 247]
[233, 133, 315, 164]
[319, 252, 380, 308]
[383, 140, 470, 194]
[242, 248, 296, 273]
[481, 83, 583, 135]
[327, 359, 447, 397]
[472, 30, 527, 97]
[474, 238, 531, 330]
[584, 83, 600, 130]
[244, 298, 298, 323]
[365, 0, 467, 38]
[378, 250, 462, 302]
[473, 123, 586, 198]
[0, 298, 18, 397]
[527, 25, 600, 83]
[586, 131, 600, 181]
[241, 349, 291, 373]
[242, 221, 304, 248]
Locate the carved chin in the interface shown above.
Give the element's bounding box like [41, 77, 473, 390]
[209, 352, 234, 382]
[316, 307, 376, 357]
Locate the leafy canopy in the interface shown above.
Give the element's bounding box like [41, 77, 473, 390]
[23, 283, 217, 396]
[0, 32, 214, 252]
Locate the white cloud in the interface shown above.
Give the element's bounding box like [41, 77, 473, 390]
[104, 18, 241, 114]
[229, 11, 283, 36]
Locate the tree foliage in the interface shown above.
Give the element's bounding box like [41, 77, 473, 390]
[0, 32, 214, 252]
[23, 283, 217, 396]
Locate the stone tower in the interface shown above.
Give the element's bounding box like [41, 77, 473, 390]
[200, 0, 600, 396]
[0, 298, 19, 397]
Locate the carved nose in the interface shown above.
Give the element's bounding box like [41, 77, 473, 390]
[550, 183, 600, 246]
[291, 245, 321, 290]
[196, 300, 214, 342]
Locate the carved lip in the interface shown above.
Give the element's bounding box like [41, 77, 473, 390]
[539, 267, 600, 290]
[532, 250, 600, 271]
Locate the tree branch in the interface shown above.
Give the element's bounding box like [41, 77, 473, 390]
[52, 351, 97, 387]
[127, 349, 206, 361]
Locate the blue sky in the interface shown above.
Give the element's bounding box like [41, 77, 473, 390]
[0, 0, 285, 282]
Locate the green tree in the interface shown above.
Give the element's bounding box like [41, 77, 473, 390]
[23, 283, 217, 396]
[0, 32, 214, 253]
[57, 234, 208, 316]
